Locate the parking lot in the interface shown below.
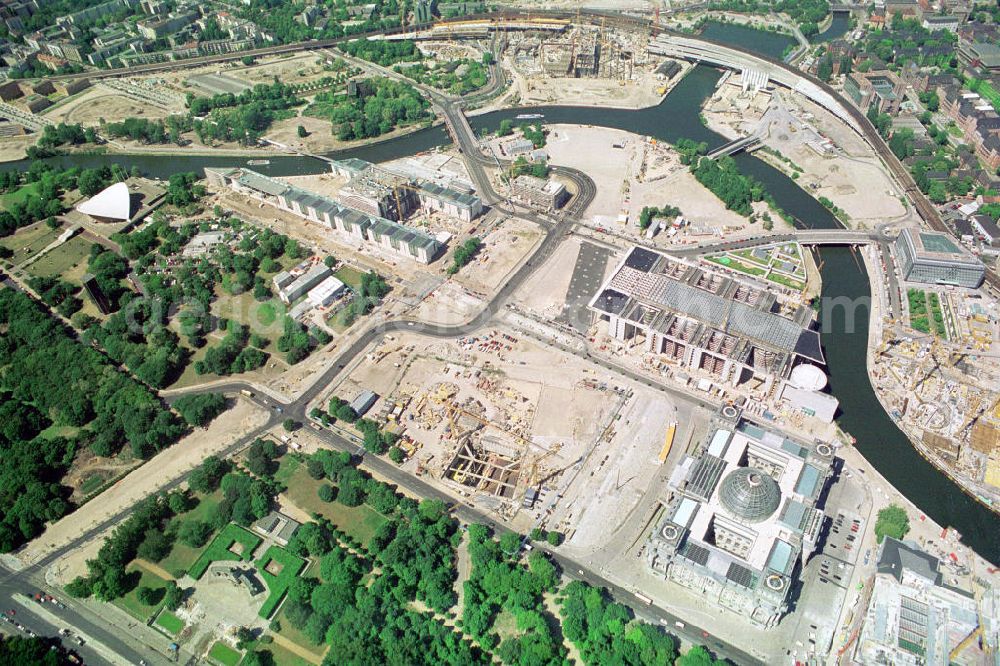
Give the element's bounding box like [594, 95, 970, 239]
[557, 240, 611, 332]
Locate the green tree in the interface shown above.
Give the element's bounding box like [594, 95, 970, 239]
[173, 393, 227, 427]
[189, 456, 230, 493]
[137, 586, 163, 606]
[874, 504, 910, 543]
[177, 520, 212, 548]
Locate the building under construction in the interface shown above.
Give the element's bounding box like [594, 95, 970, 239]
[589, 246, 826, 395]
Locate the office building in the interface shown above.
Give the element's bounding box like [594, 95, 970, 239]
[589, 246, 825, 394]
[273, 263, 331, 304]
[511, 174, 568, 210]
[854, 538, 996, 664]
[329, 158, 482, 222]
[205, 167, 442, 264]
[646, 411, 834, 628]
[894, 228, 984, 288]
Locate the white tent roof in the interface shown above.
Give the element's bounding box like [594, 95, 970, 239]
[76, 182, 131, 221]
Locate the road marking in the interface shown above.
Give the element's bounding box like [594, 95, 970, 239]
[13, 595, 132, 666]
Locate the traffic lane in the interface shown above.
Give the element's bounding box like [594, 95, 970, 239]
[0, 588, 151, 666]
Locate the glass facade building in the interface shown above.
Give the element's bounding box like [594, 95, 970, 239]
[894, 229, 984, 288]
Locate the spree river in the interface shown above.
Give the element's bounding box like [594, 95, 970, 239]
[13, 65, 999, 564]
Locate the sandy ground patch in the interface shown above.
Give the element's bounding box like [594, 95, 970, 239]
[0, 134, 36, 162]
[513, 235, 581, 318]
[410, 280, 485, 326]
[43, 86, 181, 126]
[703, 83, 908, 228]
[557, 390, 678, 550]
[512, 66, 675, 110]
[765, 92, 907, 227]
[453, 216, 543, 295]
[546, 124, 776, 239]
[25, 400, 271, 573]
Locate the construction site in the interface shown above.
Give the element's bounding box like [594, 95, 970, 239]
[503, 21, 682, 108]
[322, 329, 686, 539]
[870, 282, 1000, 508]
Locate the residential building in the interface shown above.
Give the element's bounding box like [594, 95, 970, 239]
[971, 214, 1000, 245]
[922, 14, 960, 32]
[511, 174, 568, 210]
[894, 228, 985, 287]
[137, 10, 197, 40]
[646, 411, 834, 629]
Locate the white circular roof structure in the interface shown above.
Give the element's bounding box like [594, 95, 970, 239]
[789, 364, 828, 391]
[76, 182, 131, 222]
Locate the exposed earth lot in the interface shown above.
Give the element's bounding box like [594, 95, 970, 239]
[326, 328, 683, 539]
[544, 124, 789, 239]
[42, 85, 183, 126]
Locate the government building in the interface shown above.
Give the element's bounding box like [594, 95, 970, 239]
[646, 408, 835, 628]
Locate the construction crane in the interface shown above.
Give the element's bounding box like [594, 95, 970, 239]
[524, 444, 561, 488]
[910, 336, 946, 393]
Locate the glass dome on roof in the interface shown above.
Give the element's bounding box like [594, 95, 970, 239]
[718, 467, 781, 523]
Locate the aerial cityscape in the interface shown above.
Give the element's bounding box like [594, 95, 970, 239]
[0, 0, 1000, 664]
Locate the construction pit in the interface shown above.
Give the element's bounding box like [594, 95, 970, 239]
[325, 329, 685, 541]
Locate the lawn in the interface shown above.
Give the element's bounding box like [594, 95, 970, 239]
[23, 235, 92, 279]
[334, 265, 365, 290]
[256, 545, 307, 619]
[767, 272, 806, 292]
[158, 491, 222, 577]
[0, 224, 63, 266]
[207, 641, 242, 666]
[274, 563, 321, 650]
[265, 641, 318, 666]
[154, 609, 185, 636]
[0, 181, 40, 209]
[78, 474, 106, 496]
[280, 463, 388, 546]
[188, 523, 262, 580]
[113, 566, 170, 622]
[273, 455, 301, 485]
[706, 255, 767, 277]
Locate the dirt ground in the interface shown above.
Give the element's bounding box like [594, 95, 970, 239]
[769, 91, 908, 227]
[324, 328, 685, 537]
[0, 134, 37, 162]
[43, 86, 181, 126]
[703, 82, 908, 229]
[28, 399, 272, 580]
[545, 124, 787, 239]
[452, 216, 543, 295]
[510, 64, 683, 110]
[409, 281, 485, 326]
[512, 235, 582, 319]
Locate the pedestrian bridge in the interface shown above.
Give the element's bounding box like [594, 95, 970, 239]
[666, 229, 881, 258]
